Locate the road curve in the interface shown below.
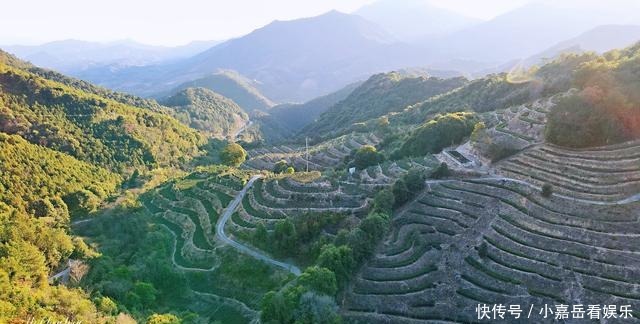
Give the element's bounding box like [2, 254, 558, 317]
[216, 175, 302, 276]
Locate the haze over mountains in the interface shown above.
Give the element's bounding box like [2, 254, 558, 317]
[4, 0, 640, 106]
[428, 0, 640, 65]
[4, 39, 220, 73]
[355, 0, 481, 41]
[4, 1, 640, 323]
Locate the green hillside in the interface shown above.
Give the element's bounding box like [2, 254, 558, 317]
[0, 133, 120, 322]
[161, 87, 249, 138]
[301, 72, 467, 140]
[0, 55, 205, 173]
[165, 70, 274, 113]
[0, 52, 207, 322]
[0, 49, 165, 111]
[546, 44, 640, 147]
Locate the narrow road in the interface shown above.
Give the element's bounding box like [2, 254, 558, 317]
[216, 175, 302, 276]
[233, 120, 252, 140]
[48, 265, 70, 283]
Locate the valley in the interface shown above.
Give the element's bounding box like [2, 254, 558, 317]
[2, 2, 640, 323]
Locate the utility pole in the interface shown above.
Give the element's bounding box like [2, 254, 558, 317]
[305, 137, 309, 172]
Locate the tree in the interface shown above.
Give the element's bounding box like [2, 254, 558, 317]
[392, 179, 410, 207]
[470, 121, 487, 142]
[260, 285, 306, 324]
[397, 112, 478, 158]
[353, 145, 384, 170]
[541, 183, 553, 198]
[128, 169, 140, 188]
[285, 166, 295, 174]
[316, 244, 354, 284]
[298, 266, 338, 296]
[273, 219, 297, 255]
[372, 189, 395, 214]
[404, 168, 426, 192]
[429, 162, 450, 179]
[65, 189, 101, 214]
[133, 281, 157, 307]
[294, 292, 341, 324]
[220, 143, 247, 167]
[360, 213, 390, 244]
[146, 313, 181, 324]
[253, 223, 268, 246]
[96, 296, 118, 315]
[346, 228, 372, 263]
[273, 160, 289, 174]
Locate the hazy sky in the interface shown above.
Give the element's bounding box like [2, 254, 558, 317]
[1, 0, 532, 46]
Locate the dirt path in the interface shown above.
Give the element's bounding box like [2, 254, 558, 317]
[216, 175, 302, 276]
[233, 120, 252, 140]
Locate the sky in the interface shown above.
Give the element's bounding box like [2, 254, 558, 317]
[1, 0, 533, 46]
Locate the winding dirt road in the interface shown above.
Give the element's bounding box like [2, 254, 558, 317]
[216, 175, 302, 276]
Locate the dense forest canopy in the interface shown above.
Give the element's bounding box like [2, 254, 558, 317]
[161, 87, 248, 138]
[546, 44, 640, 147]
[0, 56, 205, 173]
[0, 51, 209, 322]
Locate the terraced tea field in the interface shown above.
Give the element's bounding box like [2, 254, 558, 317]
[487, 97, 553, 145]
[343, 177, 640, 323]
[139, 170, 291, 323]
[244, 132, 381, 171]
[497, 140, 640, 203]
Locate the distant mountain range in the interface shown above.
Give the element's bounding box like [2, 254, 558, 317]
[426, 0, 640, 66]
[355, 0, 481, 42]
[527, 24, 640, 64]
[3, 39, 220, 73]
[7, 0, 640, 104]
[72, 10, 429, 102]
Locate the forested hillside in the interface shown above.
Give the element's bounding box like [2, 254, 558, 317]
[0, 133, 121, 321]
[0, 51, 209, 323]
[161, 87, 249, 138]
[302, 72, 467, 140]
[163, 70, 274, 113]
[546, 43, 640, 147]
[0, 52, 205, 173]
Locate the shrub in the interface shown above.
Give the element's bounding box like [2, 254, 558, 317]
[219, 143, 247, 167]
[397, 112, 478, 159]
[405, 168, 426, 192]
[372, 189, 395, 214]
[96, 296, 118, 315]
[429, 162, 450, 179]
[273, 160, 289, 174]
[298, 266, 338, 296]
[392, 179, 411, 207]
[294, 292, 341, 324]
[477, 242, 488, 259]
[541, 183, 553, 198]
[353, 145, 384, 170]
[146, 313, 181, 324]
[316, 244, 354, 284]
